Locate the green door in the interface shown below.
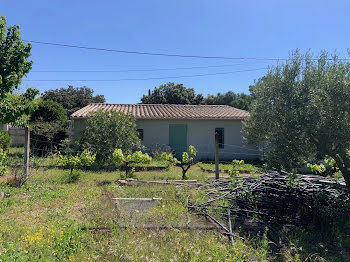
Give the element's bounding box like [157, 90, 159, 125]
[169, 124, 187, 156]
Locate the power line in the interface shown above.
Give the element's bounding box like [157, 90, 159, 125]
[30, 62, 268, 73]
[23, 40, 291, 61]
[23, 67, 267, 82]
[23, 40, 350, 61]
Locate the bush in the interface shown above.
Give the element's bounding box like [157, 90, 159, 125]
[112, 149, 152, 178]
[30, 99, 68, 155]
[0, 149, 7, 176]
[80, 110, 141, 164]
[54, 150, 95, 183]
[0, 131, 11, 151]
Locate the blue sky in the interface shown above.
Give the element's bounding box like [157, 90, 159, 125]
[2, 0, 350, 103]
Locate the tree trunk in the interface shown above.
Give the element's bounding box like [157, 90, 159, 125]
[331, 154, 350, 190]
[125, 163, 129, 178]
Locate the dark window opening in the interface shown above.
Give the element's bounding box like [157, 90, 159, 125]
[137, 129, 144, 142]
[215, 128, 224, 148]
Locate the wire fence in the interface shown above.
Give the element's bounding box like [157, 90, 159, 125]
[7, 135, 263, 170]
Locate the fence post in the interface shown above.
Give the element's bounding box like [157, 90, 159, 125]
[24, 127, 30, 179]
[215, 131, 219, 180]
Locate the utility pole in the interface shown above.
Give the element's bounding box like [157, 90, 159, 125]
[24, 127, 30, 180]
[215, 131, 219, 180]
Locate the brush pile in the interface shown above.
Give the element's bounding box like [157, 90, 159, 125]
[190, 172, 350, 231]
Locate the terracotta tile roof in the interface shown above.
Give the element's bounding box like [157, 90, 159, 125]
[71, 103, 249, 120]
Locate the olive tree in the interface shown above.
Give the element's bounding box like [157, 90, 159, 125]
[161, 145, 197, 179]
[243, 50, 350, 189]
[80, 110, 141, 164]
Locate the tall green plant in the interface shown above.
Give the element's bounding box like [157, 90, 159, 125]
[80, 110, 141, 164]
[0, 15, 38, 125]
[161, 145, 197, 180]
[54, 150, 95, 182]
[112, 149, 151, 178]
[243, 50, 350, 189]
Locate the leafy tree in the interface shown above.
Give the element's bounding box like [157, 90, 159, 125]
[54, 150, 95, 183]
[112, 149, 152, 178]
[141, 83, 251, 110]
[141, 82, 198, 104]
[243, 50, 350, 189]
[41, 85, 105, 116]
[202, 91, 252, 111]
[0, 15, 38, 125]
[30, 99, 68, 154]
[161, 145, 197, 179]
[80, 110, 141, 164]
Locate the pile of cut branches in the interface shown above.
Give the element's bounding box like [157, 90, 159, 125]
[190, 172, 350, 234]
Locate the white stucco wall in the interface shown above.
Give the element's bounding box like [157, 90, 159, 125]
[72, 118, 261, 161]
[136, 119, 260, 160]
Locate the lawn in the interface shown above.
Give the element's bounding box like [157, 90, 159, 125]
[0, 166, 269, 261]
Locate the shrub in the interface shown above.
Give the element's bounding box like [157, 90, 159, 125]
[112, 149, 151, 178]
[0, 149, 7, 176]
[161, 145, 197, 180]
[0, 131, 11, 152]
[80, 110, 141, 164]
[54, 150, 95, 183]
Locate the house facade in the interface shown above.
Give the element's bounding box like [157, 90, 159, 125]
[71, 104, 260, 161]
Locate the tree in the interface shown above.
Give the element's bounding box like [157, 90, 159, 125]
[161, 145, 197, 179]
[112, 149, 152, 178]
[41, 86, 105, 117]
[0, 15, 38, 125]
[30, 99, 68, 154]
[141, 82, 197, 104]
[80, 110, 141, 164]
[201, 91, 253, 111]
[243, 50, 350, 189]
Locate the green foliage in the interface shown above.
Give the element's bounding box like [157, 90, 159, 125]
[54, 150, 95, 182]
[112, 149, 151, 178]
[30, 99, 68, 154]
[161, 145, 197, 179]
[141, 82, 201, 104]
[307, 162, 326, 175]
[0, 149, 7, 176]
[41, 85, 105, 116]
[202, 91, 253, 110]
[141, 83, 252, 110]
[228, 160, 245, 179]
[0, 131, 11, 151]
[80, 110, 141, 164]
[0, 16, 32, 99]
[243, 50, 350, 188]
[0, 16, 39, 125]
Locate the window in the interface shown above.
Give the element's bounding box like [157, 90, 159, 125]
[215, 128, 224, 148]
[137, 129, 144, 142]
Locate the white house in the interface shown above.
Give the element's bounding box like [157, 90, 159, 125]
[70, 103, 260, 161]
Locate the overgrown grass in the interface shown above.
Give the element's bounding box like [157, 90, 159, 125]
[198, 161, 261, 173]
[0, 167, 269, 261]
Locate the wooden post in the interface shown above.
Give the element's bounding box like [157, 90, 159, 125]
[24, 127, 30, 179]
[215, 131, 219, 180]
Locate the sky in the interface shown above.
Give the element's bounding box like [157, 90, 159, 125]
[2, 0, 350, 103]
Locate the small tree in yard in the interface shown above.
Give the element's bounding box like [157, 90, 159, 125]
[161, 145, 197, 180]
[243, 50, 350, 189]
[80, 110, 141, 164]
[112, 149, 152, 178]
[54, 150, 95, 183]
